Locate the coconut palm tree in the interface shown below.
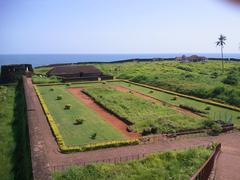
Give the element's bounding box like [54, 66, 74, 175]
[216, 34, 227, 72]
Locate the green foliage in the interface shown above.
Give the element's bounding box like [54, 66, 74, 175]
[222, 74, 238, 85]
[32, 75, 61, 84]
[74, 119, 84, 125]
[64, 104, 72, 110]
[91, 133, 97, 140]
[205, 106, 211, 110]
[96, 61, 240, 107]
[84, 86, 204, 133]
[0, 84, 32, 180]
[56, 95, 63, 100]
[210, 123, 223, 136]
[53, 146, 212, 180]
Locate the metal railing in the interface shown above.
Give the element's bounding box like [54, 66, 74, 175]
[190, 143, 221, 180]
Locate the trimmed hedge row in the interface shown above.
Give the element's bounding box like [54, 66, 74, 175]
[122, 80, 240, 112]
[34, 85, 139, 153]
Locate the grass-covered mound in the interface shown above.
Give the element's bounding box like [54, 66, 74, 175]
[84, 86, 204, 133]
[0, 83, 32, 179]
[53, 146, 213, 180]
[96, 61, 240, 107]
[32, 75, 61, 84]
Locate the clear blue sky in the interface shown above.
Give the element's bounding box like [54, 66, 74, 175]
[0, 0, 239, 54]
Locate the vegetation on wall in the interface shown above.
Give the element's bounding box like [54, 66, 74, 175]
[0, 83, 32, 180]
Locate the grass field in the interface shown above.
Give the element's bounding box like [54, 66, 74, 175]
[53, 146, 213, 180]
[37, 85, 125, 146]
[0, 83, 32, 180]
[84, 85, 204, 133]
[96, 61, 240, 107]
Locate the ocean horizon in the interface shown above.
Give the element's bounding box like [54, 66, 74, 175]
[0, 53, 240, 67]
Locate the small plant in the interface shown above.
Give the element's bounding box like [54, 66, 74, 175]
[66, 83, 71, 86]
[237, 116, 240, 120]
[64, 104, 72, 110]
[74, 119, 84, 125]
[205, 106, 211, 110]
[142, 127, 152, 136]
[149, 90, 154, 93]
[171, 96, 177, 101]
[210, 123, 223, 136]
[50, 88, 54, 91]
[56, 95, 63, 100]
[91, 133, 97, 139]
[127, 126, 134, 132]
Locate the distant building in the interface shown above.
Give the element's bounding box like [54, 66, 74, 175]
[176, 55, 208, 63]
[46, 65, 112, 81]
[0, 64, 33, 83]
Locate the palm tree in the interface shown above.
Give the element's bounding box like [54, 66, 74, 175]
[216, 34, 227, 72]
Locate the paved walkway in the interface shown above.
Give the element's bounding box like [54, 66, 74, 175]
[24, 77, 240, 180]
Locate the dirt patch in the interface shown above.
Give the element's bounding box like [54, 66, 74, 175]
[113, 85, 201, 118]
[67, 87, 139, 139]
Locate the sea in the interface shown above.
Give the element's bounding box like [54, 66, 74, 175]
[0, 53, 239, 67]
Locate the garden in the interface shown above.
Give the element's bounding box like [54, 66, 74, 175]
[35, 79, 240, 153]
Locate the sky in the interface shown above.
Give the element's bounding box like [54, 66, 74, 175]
[0, 0, 240, 54]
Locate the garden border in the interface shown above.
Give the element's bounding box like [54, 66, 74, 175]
[34, 85, 140, 153]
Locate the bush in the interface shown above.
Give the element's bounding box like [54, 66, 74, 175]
[185, 74, 194, 78]
[203, 120, 214, 128]
[56, 95, 63, 100]
[151, 126, 158, 134]
[142, 127, 152, 136]
[66, 83, 71, 86]
[50, 88, 54, 91]
[91, 133, 97, 139]
[212, 87, 225, 97]
[176, 66, 193, 72]
[222, 75, 238, 85]
[149, 90, 154, 93]
[210, 123, 223, 136]
[205, 106, 211, 110]
[64, 104, 72, 110]
[237, 116, 240, 119]
[171, 96, 177, 101]
[74, 119, 84, 125]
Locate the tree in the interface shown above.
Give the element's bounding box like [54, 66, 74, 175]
[216, 34, 227, 72]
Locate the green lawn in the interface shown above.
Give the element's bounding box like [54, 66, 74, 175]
[84, 85, 205, 133]
[37, 85, 125, 146]
[53, 146, 213, 180]
[0, 84, 32, 180]
[96, 61, 240, 107]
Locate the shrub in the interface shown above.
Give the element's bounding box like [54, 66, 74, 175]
[66, 83, 71, 86]
[149, 90, 154, 93]
[91, 133, 97, 139]
[64, 104, 72, 110]
[171, 96, 177, 101]
[222, 75, 238, 85]
[210, 72, 218, 79]
[50, 88, 54, 91]
[151, 126, 158, 134]
[179, 104, 207, 114]
[176, 66, 193, 72]
[205, 106, 211, 110]
[56, 95, 63, 100]
[185, 74, 194, 78]
[212, 87, 225, 97]
[142, 127, 152, 136]
[203, 120, 214, 128]
[237, 116, 240, 119]
[210, 123, 223, 136]
[74, 119, 84, 125]
[127, 126, 134, 132]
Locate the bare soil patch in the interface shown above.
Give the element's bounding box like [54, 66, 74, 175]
[113, 85, 201, 118]
[67, 87, 139, 139]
